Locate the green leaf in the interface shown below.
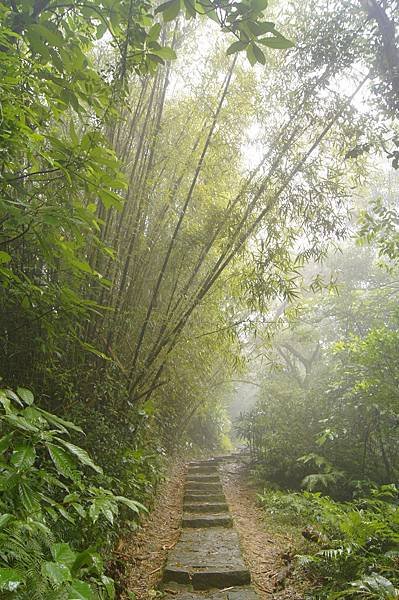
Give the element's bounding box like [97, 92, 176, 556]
[72, 548, 102, 575]
[58, 505, 76, 523]
[11, 443, 36, 469]
[19, 482, 41, 513]
[350, 574, 398, 596]
[80, 342, 112, 361]
[0, 392, 11, 413]
[55, 439, 103, 474]
[151, 46, 177, 60]
[5, 389, 24, 406]
[226, 40, 248, 55]
[25, 27, 51, 61]
[96, 20, 108, 39]
[0, 433, 14, 454]
[4, 414, 39, 433]
[0, 514, 14, 529]
[98, 189, 125, 210]
[89, 498, 116, 524]
[37, 408, 84, 433]
[246, 44, 257, 66]
[196, 0, 218, 20]
[252, 43, 266, 64]
[0, 568, 24, 592]
[148, 23, 161, 41]
[17, 387, 34, 405]
[115, 496, 148, 514]
[0, 251, 11, 265]
[155, 0, 181, 22]
[28, 24, 65, 49]
[258, 35, 294, 49]
[247, 20, 275, 35]
[72, 502, 86, 518]
[41, 470, 70, 491]
[89, 500, 101, 523]
[69, 122, 79, 145]
[63, 492, 80, 503]
[101, 575, 115, 599]
[251, 0, 268, 12]
[51, 543, 77, 569]
[68, 579, 95, 600]
[183, 0, 197, 18]
[47, 443, 77, 478]
[0, 472, 20, 493]
[42, 561, 72, 584]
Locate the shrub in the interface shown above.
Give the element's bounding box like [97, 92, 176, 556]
[0, 386, 147, 598]
[258, 486, 399, 599]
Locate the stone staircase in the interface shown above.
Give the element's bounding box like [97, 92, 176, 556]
[162, 458, 258, 599]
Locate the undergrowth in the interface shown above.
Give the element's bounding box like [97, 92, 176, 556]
[0, 386, 150, 599]
[258, 486, 399, 599]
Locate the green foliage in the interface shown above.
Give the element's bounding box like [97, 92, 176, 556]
[236, 242, 399, 496]
[1, 0, 398, 595]
[244, 222, 399, 598]
[156, 0, 293, 64]
[258, 487, 399, 599]
[358, 196, 399, 269]
[299, 454, 345, 493]
[0, 387, 146, 599]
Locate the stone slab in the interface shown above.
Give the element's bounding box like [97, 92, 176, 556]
[185, 482, 223, 493]
[163, 588, 258, 599]
[164, 528, 250, 590]
[187, 474, 220, 483]
[188, 460, 217, 467]
[182, 514, 232, 528]
[184, 494, 226, 503]
[212, 455, 239, 463]
[187, 465, 219, 474]
[183, 503, 228, 513]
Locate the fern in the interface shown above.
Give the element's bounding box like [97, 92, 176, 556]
[260, 486, 399, 599]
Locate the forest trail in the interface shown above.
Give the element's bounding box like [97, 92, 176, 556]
[122, 455, 306, 599]
[161, 456, 257, 598]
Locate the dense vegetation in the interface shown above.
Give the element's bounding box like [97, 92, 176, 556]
[237, 229, 399, 597]
[0, 0, 398, 597]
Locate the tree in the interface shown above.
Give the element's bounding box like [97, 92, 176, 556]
[237, 236, 399, 494]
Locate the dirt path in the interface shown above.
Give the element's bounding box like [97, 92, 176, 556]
[220, 460, 308, 600]
[120, 459, 186, 599]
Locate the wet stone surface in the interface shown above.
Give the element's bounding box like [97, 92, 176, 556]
[163, 588, 258, 599]
[185, 482, 224, 493]
[164, 528, 250, 589]
[162, 458, 257, 597]
[183, 502, 229, 513]
[182, 513, 233, 528]
[186, 474, 220, 482]
[184, 493, 226, 503]
[188, 460, 218, 468]
[187, 466, 219, 474]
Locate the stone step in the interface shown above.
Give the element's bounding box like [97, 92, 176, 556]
[213, 455, 237, 463]
[163, 588, 258, 599]
[182, 513, 233, 528]
[187, 465, 218, 474]
[186, 474, 220, 483]
[184, 493, 226, 503]
[164, 528, 251, 590]
[188, 460, 217, 467]
[183, 502, 228, 513]
[185, 482, 223, 493]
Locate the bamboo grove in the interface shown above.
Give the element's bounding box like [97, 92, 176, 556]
[0, 0, 398, 597]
